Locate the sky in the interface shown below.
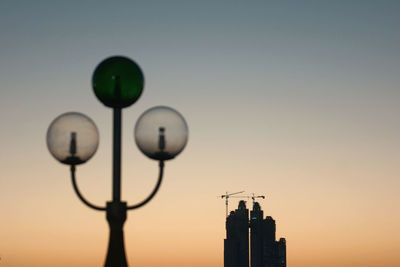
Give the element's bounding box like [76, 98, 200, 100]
[0, 1, 400, 266]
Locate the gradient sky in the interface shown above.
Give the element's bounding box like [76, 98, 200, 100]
[1, 1, 400, 266]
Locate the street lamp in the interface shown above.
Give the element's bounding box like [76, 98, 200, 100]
[46, 56, 188, 267]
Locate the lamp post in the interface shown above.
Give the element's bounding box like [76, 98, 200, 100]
[46, 56, 188, 267]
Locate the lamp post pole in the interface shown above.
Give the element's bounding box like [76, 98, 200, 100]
[106, 106, 127, 267]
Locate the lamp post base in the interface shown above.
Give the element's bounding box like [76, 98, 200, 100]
[105, 201, 128, 267]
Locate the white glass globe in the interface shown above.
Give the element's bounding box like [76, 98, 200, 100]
[47, 112, 99, 165]
[135, 106, 188, 160]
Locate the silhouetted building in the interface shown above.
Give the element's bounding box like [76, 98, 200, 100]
[250, 202, 264, 267]
[224, 200, 249, 267]
[224, 201, 286, 267]
[250, 203, 286, 267]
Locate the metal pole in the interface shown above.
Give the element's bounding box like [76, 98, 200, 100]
[113, 107, 122, 202]
[105, 107, 128, 267]
[105, 201, 127, 267]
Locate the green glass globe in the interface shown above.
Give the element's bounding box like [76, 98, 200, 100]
[92, 56, 144, 108]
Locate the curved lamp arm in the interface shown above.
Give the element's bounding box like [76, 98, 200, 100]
[71, 165, 106, 211]
[127, 161, 164, 210]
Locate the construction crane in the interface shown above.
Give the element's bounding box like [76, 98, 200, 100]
[220, 191, 245, 217]
[229, 193, 266, 206]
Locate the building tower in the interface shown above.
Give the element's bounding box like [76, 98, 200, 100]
[250, 203, 286, 267]
[250, 202, 264, 267]
[224, 200, 249, 267]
